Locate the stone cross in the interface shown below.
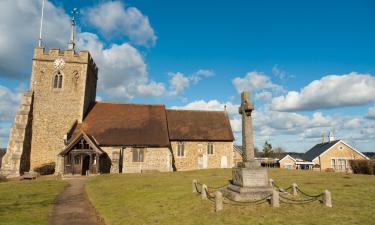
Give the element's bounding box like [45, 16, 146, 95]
[238, 91, 255, 162]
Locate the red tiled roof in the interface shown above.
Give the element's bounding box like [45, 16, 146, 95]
[68, 102, 235, 146]
[80, 102, 170, 147]
[166, 109, 234, 141]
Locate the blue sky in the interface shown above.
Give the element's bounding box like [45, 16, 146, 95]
[0, 0, 375, 152]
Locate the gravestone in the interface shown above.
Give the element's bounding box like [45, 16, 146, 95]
[224, 91, 272, 201]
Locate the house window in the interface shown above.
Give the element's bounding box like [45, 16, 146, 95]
[74, 155, 81, 164]
[177, 142, 185, 157]
[338, 159, 346, 171]
[207, 143, 214, 155]
[331, 158, 336, 170]
[53, 71, 63, 89]
[132, 148, 144, 162]
[67, 155, 72, 165]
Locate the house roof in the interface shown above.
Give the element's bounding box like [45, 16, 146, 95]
[80, 102, 171, 147]
[166, 109, 234, 141]
[279, 154, 296, 163]
[302, 140, 340, 161]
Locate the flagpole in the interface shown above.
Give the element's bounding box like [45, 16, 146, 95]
[38, 0, 46, 47]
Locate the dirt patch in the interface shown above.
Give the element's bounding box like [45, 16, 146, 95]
[49, 177, 105, 225]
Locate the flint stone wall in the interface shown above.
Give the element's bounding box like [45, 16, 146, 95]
[171, 141, 234, 171]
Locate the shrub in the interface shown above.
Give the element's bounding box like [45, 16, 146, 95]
[33, 163, 55, 175]
[349, 160, 375, 175]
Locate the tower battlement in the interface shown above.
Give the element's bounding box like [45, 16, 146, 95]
[33, 47, 98, 74]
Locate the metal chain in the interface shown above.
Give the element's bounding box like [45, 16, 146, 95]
[296, 187, 325, 198]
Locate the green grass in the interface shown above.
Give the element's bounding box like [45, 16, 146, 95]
[0, 178, 67, 225]
[87, 169, 375, 225]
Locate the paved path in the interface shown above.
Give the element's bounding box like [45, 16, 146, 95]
[49, 178, 104, 225]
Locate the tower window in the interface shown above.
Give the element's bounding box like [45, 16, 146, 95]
[53, 71, 63, 89]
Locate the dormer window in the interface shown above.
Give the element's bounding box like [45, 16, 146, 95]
[53, 71, 63, 89]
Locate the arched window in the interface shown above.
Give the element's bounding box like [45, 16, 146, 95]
[53, 71, 63, 89]
[53, 74, 59, 88]
[58, 74, 63, 88]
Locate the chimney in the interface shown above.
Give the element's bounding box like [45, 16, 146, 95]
[328, 130, 334, 142]
[321, 131, 326, 144]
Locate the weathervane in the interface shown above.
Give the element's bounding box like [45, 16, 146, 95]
[68, 8, 78, 50]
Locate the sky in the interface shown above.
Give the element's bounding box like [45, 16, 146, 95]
[0, 0, 375, 152]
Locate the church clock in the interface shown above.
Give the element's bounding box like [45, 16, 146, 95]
[53, 58, 65, 70]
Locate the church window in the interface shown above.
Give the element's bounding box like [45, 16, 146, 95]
[53, 71, 63, 89]
[207, 143, 214, 155]
[132, 148, 144, 162]
[177, 142, 185, 157]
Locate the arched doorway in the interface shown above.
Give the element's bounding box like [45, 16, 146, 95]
[81, 155, 90, 175]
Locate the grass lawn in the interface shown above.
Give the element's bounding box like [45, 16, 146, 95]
[0, 178, 66, 225]
[87, 169, 375, 225]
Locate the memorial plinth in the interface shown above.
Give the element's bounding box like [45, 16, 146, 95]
[223, 92, 272, 201]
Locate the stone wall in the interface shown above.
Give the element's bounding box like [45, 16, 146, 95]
[29, 48, 97, 169]
[101, 146, 173, 173]
[312, 141, 368, 171]
[171, 141, 234, 171]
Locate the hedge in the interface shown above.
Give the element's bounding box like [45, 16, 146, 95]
[349, 160, 375, 175]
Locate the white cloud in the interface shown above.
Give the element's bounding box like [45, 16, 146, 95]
[367, 107, 375, 119]
[272, 65, 286, 79]
[137, 81, 165, 97]
[344, 118, 362, 129]
[82, 1, 156, 47]
[272, 72, 375, 111]
[255, 91, 272, 101]
[168, 70, 214, 96]
[168, 72, 190, 96]
[0, 85, 23, 122]
[0, 0, 70, 78]
[77, 32, 163, 99]
[190, 69, 214, 84]
[232, 71, 283, 94]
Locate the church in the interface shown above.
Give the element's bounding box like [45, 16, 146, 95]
[0, 15, 234, 178]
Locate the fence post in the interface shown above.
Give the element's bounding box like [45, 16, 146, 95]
[192, 179, 197, 193]
[292, 183, 298, 196]
[215, 191, 223, 212]
[323, 190, 332, 207]
[269, 178, 274, 188]
[271, 189, 280, 207]
[201, 184, 207, 200]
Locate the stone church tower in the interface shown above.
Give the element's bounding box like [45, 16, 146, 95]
[29, 48, 98, 170]
[1, 11, 98, 177]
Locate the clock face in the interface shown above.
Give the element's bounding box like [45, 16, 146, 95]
[53, 58, 65, 70]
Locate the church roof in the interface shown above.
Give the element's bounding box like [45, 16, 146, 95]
[166, 109, 234, 141]
[69, 102, 234, 146]
[80, 102, 171, 147]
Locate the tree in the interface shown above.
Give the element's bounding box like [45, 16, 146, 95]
[273, 146, 285, 158]
[262, 141, 273, 157]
